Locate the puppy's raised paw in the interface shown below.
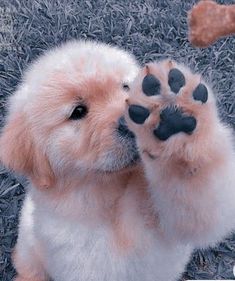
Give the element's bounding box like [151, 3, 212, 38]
[125, 60, 220, 170]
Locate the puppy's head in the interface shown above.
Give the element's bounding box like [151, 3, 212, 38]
[0, 41, 139, 189]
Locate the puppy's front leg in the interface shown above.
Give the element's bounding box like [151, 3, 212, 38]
[125, 60, 235, 248]
[13, 196, 49, 281]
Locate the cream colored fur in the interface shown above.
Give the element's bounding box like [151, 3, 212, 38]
[0, 42, 234, 281]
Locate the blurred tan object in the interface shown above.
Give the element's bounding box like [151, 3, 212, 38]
[188, 0, 235, 47]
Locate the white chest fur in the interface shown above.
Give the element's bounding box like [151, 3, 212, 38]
[20, 192, 192, 281]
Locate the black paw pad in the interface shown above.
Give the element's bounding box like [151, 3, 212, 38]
[168, 68, 186, 94]
[181, 117, 197, 133]
[142, 74, 161, 96]
[153, 107, 197, 141]
[128, 104, 150, 124]
[193, 83, 208, 103]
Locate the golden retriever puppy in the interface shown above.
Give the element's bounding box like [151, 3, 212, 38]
[3, 41, 233, 281]
[126, 60, 235, 248]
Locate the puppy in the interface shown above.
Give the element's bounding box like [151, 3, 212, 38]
[1, 40, 234, 281]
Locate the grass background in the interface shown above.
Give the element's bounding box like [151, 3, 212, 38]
[0, 0, 235, 280]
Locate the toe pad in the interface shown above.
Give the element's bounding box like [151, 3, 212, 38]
[128, 105, 150, 124]
[193, 83, 208, 103]
[168, 68, 186, 94]
[142, 74, 161, 96]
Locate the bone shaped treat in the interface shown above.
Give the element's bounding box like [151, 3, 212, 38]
[188, 0, 235, 47]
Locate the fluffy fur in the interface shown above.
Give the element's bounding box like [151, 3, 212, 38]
[126, 60, 235, 251]
[0, 41, 234, 281]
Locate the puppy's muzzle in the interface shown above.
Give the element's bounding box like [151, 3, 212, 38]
[153, 106, 197, 141]
[117, 116, 135, 139]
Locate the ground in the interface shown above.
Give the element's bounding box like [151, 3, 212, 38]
[0, 0, 234, 280]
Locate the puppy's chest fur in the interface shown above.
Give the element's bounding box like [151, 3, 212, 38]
[27, 188, 191, 281]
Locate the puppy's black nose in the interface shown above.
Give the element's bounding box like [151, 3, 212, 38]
[153, 107, 197, 141]
[128, 105, 150, 124]
[117, 116, 135, 139]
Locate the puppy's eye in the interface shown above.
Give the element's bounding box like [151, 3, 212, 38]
[69, 105, 88, 120]
[122, 83, 130, 91]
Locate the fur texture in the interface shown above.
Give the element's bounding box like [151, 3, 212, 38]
[0, 42, 234, 281]
[1, 1, 235, 280]
[126, 59, 235, 256]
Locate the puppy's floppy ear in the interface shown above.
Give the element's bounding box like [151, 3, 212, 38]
[0, 112, 55, 189]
